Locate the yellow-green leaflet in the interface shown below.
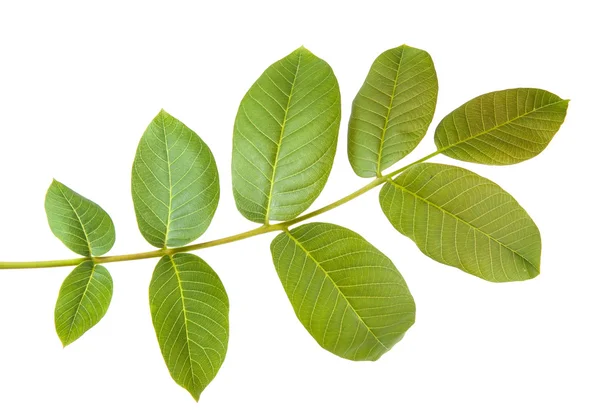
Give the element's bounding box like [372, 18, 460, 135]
[232, 47, 341, 223]
[271, 223, 415, 361]
[54, 261, 113, 346]
[149, 253, 229, 401]
[434, 88, 568, 165]
[45, 180, 115, 257]
[380, 163, 541, 282]
[132, 110, 219, 248]
[348, 45, 438, 177]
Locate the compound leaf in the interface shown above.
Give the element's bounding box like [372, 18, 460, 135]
[149, 253, 229, 401]
[380, 163, 541, 282]
[434, 88, 568, 165]
[271, 222, 415, 361]
[232, 47, 341, 223]
[45, 180, 115, 257]
[132, 110, 219, 248]
[348, 45, 438, 177]
[54, 261, 113, 346]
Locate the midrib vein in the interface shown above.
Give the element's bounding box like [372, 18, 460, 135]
[169, 255, 198, 388]
[57, 185, 93, 256]
[376, 48, 404, 175]
[162, 113, 174, 248]
[285, 231, 390, 351]
[264, 53, 302, 224]
[389, 181, 538, 271]
[65, 264, 96, 343]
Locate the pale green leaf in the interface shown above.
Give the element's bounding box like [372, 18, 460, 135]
[434, 88, 568, 164]
[348, 45, 438, 177]
[132, 110, 219, 248]
[270, 222, 415, 361]
[149, 253, 229, 401]
[54, 261, 113, 346]
[45, 180, 115, 257]
[380, 163, 541, 282]
[232, 47, 341, 223]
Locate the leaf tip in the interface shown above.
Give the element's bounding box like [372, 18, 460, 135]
[394, 44, 417, 52]
[58, 334, 73, 348]
[185, 385, 202, 402]
[156, 108, 172, 121]
[294, 45, 313, 56]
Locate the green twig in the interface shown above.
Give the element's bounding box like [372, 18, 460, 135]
[0, 150, 442, 270]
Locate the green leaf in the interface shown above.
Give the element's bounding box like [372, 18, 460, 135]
[434, 88, 568, 165]
[149, 253, 229, 401]
[348, 45, 438, 177]
[132, 110, 219, 248]
[45, 180, 115, 257]
[270, 222, 415, 361]
[232, 46, 341, 223]
[54, 261, 113, 346]
[380, 163, 541, 282]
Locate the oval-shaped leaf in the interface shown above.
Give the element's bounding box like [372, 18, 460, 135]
[434, 88, 568, 165]
[132, 110, 219, 248]
[149, 253, 229, 401]
[380, 163, 541, 282]
[348, 45, 438, 177]
[232, 47, 341, 223]
[270, 222, 415, 361]
[45, 180, 115, 256]
[54, 261, 113, 346]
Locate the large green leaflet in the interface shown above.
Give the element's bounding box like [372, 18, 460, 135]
[434, 88, 568, 165]
[348, 45, 438, 177]
[55, 261, 113, 346]
[380, 163, 541, 282]
[149, 253, 229, 401]
[132, 110, 219, 248]
[45, 180, 115, 256]
[232, 47, 341, 223]
[270, 223, 415, 361]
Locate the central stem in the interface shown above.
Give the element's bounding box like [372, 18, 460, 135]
[0, 149, 441, 270]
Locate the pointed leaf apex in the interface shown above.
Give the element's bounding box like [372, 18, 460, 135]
[189, 390, 200, 402]
[294, 45, 312, 56]
[157, 108, 171, 119]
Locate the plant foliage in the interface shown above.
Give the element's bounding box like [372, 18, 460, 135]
[0, 44, 568, 402]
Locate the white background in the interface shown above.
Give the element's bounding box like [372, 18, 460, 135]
[0, 1, 598, 417]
